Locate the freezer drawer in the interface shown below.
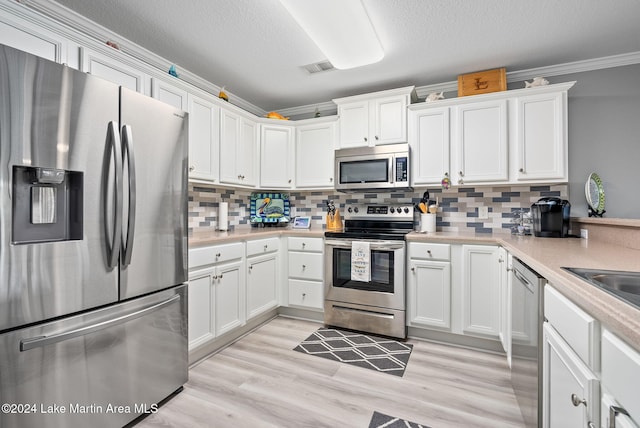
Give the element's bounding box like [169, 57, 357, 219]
[0, 285, 188, 428]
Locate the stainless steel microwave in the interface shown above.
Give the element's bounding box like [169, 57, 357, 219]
[334, 143, 411, 192]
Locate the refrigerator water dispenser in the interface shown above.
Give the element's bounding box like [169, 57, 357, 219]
[12, 166, 83, 244]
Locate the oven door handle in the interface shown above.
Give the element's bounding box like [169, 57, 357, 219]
[325, 240, 405, 250]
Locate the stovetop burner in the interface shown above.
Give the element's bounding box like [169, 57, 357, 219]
[324, 203, 414, 240]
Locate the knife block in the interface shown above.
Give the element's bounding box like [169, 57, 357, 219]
[326, 210, 343, 231]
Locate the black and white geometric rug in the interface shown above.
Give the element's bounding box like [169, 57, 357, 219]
[368, 411, 430, 428]
[293, 328, 413, 377]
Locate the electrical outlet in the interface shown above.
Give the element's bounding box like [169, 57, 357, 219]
[580, 229, 588, 239]
[478, 206, 489, 219]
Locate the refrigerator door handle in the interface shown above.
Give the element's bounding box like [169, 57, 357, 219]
[19, 294, 181, 352]
[105, 121, 123, 269]
[121, 124, 136, 267]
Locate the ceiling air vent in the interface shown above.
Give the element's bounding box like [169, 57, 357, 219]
[302, 60, 335, 74]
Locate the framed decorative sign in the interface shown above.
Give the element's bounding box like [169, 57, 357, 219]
[458, 67, 506, 97]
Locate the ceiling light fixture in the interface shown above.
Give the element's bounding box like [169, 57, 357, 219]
[279, 0, 384, 70]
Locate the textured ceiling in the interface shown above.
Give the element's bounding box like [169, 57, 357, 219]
[52, 0, 640, 111]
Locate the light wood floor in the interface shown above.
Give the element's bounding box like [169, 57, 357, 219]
[137, 317, 525, 428]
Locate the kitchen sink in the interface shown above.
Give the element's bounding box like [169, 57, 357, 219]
[562, 267, 640, 309]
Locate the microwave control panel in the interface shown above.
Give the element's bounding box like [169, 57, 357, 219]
[395, 156, 408, 182]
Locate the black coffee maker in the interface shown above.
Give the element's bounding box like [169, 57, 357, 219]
[531, 197, 571, 237]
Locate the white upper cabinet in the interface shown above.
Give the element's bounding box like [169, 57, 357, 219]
[334, 86, 415, 148]
[0, 17, 67, 64]
[452, 99, 508, 185]
[80, 47, 149, 94]
[187, 93, 220, 182]
[152, 77, 188, 110]
[260, 123, 294, 189]
[295, 117, 337, 189]
[409, 106, 450, 186]
[515, 90, 568, 182]
[220, 106, 258, 187]
[409, 82, 575, 187]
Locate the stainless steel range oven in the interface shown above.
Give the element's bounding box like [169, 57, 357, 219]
[324, 204, 413, 339]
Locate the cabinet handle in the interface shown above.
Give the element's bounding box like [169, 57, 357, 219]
[570, 393, 587, 407]
[302, 242, 306, 248]
[219, 274, 223, 279]
[288, 179, 292, 183]
[212, 275, 218, 280]
[609, 405, 630, 428]
[189, 165, 195, 172]
[587, 422, 595, 428]
[364, 137, 368, 142]
[427, 250, 432, 256]
[216, 253, 221, 258]
[459, 171, 464, 177]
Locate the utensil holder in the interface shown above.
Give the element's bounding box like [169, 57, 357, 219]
[420, 213, 436, 233]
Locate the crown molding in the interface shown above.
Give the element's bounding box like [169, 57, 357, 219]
[17, 0, 266, 116]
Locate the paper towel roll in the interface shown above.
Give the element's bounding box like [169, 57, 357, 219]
[218, 202, 228, 231]
[420, 213, 436, 233]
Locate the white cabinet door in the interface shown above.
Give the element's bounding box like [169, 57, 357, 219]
[498, 248, 512, 366]
[516, 91, 567, 181]
[246, 253, 279, 320]
[152, 77, 188, 110]
[220, 108, 257, 186]
[80, 47, 149, 94]
[0, 18, 66, 63]
[462, 245, 500, 338]
[260, 123, 294, 188]
[338, 100, 370, 148]
[188, 272, 215, 349]
[187, 94, 220, 182]
[214, 260, 246, 336]
[453, 99, 508, 184]
[409, 106, 450, 186]
[408, 260, 451, 330]
[372, 95, 408, 145]
[542, 323, 599, 428]
[295, 121, 337, 188]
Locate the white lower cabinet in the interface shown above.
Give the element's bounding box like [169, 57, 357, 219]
[287, 237, 323, 310]
[498, 248, 512, 366]
[601, 329, 640, 427]
[542, 323, 599, 428]
[462, 244, 500, 339]
[187, 243, 246, 350]
[246, 238, 280, 320]
[408, 242, 451, 330]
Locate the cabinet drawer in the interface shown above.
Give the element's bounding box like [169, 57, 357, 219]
[602, 330, 640, 425]
[409, 242, 451, 261]
[545, 285, 599, 369]
[246, 237, 280, 257]
[288, 236, 323, 253]
[288, 279, 324, 309]
[189, 242, 244, 269]
[288, 252, 323, 280]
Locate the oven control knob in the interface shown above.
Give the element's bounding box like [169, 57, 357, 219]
[403, 207, 410, 213]
[354, 207, 359, 213]
[390, 207, 395, 213]
[347, 207, 352, 213]
[396, 206, 402, 213]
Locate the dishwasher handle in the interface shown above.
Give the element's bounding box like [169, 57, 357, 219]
[513, 268, 535, 294]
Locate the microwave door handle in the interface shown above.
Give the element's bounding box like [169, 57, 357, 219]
[388, 156, 394, 184]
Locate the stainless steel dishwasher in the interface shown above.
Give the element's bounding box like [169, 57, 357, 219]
[510, 257, 545, 428]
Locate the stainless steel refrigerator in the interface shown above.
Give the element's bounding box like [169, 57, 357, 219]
[0, 44, 188, 427]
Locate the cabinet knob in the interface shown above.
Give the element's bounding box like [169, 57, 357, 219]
[189, 165, 195, 172]
[329, 177, 333, 182]
[264, 245, 268, 251]
[364, 137, 368, 142]
[302, 243, 306, 248]
[519, 168, 525, 173]
[411, 267, 415, 272]
[302, 264, 306, 269]
[427, 250, 432, 256]
[459, 171, 464, 177]
[216, 253, 221, 258]
[375, 135, 379, 140]
[570, 393, 587, 407]
[302, 293, 306, 298]
[219, 274, 223, 279]
[249, 265, 253, 271]
[288, 179, 292, 183]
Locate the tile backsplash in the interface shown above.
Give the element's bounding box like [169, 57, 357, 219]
[189, 183, 568, 235]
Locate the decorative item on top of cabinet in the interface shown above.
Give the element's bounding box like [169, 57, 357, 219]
[457, 67, 506, 97]
[525, 76, 549, 88]
[425, 91, 445, 102]
[333, 86, 416, 148]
